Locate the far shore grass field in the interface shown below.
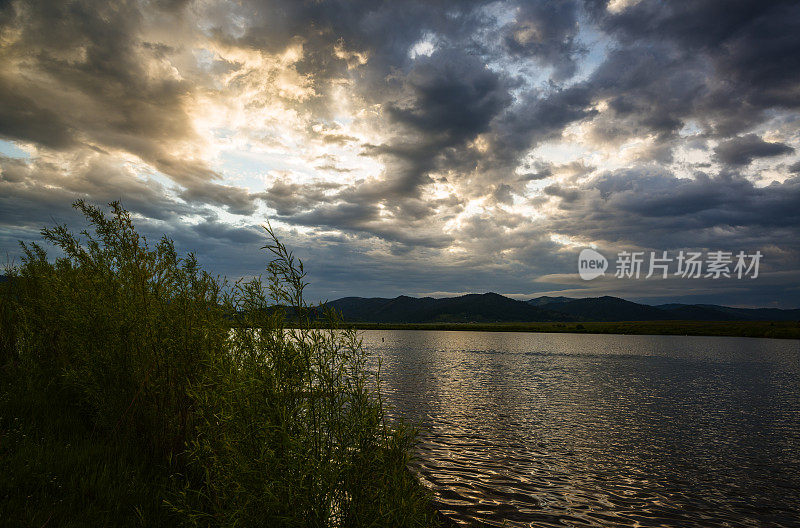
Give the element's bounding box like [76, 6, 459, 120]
[339, 320, 800, 339]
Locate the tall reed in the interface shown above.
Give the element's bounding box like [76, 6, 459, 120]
[0, 201, 437, 527]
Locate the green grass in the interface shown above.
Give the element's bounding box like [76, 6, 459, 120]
[0, 371, 174, 527]
[340, 320, 800, 339]
[0, 201, 439, 528]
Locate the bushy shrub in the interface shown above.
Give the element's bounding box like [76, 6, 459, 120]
[0, 201, 436, 527]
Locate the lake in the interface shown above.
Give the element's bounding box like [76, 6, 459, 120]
[361, 330, 800, 527]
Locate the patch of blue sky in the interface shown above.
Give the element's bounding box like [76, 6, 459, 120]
[0, 140, 31, 159]
[217, 149, 317, 190]
[570, 16, 610, 84]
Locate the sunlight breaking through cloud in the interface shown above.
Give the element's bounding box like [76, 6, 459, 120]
[0, 0, 798, 306]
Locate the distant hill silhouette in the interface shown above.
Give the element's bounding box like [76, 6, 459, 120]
[325, 293, 800, 323]
[529, 296, 668, 321]
[326, 293, 575, 323]
[525, 296, 574, 307]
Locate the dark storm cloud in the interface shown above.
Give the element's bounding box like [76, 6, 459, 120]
[545, 168, 800, 257]
[192, 217, 263, 245]
[272, 182, 454, 249]
[198, 0, 498, 140]
[714, 135, 795, 166]
[493, 183, 514, 204]
[0, 83, 77, 149]
[369, 47, 515, 203]
[593, 0, 800, 101]
[495, 84, 596, 155]
[543, 183, 580, 203]
[519, 165, 552, 181]
[585, 43, 703, 140]
[386, 49, 512, 144]
[263, 179, 343, 217]
[503, 0, 584, 80]
[0, 0, 186, 147]
[178, 182, 264, 217]
[586, 0, 800, 137]
[0, 152, 217, 265]
[226, 0, 491, 79]
[289, 202, 453, 249]
[0, 154, 197, 229]
[602, 171, 800, 229]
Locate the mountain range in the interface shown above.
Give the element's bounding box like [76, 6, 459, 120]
[326, 294, 800, 323]
[3, 273, 796, 324]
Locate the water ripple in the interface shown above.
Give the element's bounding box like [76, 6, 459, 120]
[365, 330, 800, 527]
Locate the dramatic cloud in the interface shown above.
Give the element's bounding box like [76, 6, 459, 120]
[0, 0, 798, 306]
[714, 135, 794, 166]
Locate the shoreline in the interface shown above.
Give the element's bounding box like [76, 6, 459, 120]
[338, 320, 800, 340]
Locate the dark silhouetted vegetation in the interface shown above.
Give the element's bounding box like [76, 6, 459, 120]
[339, 321, 800, 339]
[323, 294, 800, 335]
[325, 294, 800, 325]
[326, 293, 575, 323]
[0, 201, 438, 527]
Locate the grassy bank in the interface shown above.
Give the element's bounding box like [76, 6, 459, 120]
[341, 320, 800, 339]
[0, 201, 439, 527]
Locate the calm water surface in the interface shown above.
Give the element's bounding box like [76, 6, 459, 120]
[361, 331, 800, 527]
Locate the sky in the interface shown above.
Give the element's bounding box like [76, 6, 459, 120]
[0, 0, 799, 307]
